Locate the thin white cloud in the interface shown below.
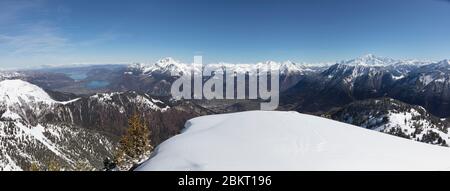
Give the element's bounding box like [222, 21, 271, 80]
[0, 23, 68, 56]
[0, 0, 65, 57]
[0, 0, 125, 68]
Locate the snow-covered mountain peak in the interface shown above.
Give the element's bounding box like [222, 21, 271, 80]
[132, 57, 190, 75]
[340, 54, 398, 66]
[362, 53, 376, 59]
[156, 57, 181, 68]
[437, 59, 450, 66]
[279, 60, 310, 74]
[281, 60, 297, 68]
[323, 55, 435, 83]
[418, 59, 450, 73]
[254, 60, 279, 67]
[0, 80, 55, 105]
[394, 59, 432, 66]
[129, 58, 320, 76]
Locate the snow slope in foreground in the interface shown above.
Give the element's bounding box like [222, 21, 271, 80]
[136, 111, 450, 171]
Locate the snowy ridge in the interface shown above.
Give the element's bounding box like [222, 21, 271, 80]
[137, 111, 450, 171]
[0, 80, 80, 121]
[0, 79, 115, 170]
[128, 57, 325, 76]
[410, 59, 450, 89]
[365, 107, 448, 145]
[0, 80, 56, 105]
[328, 98, 450, 147]
[0, 71, 23, 81]
[436, 59, 450, 66]
[339, 54, 398, 66]
[89, 92, 170, 111]
[0, 79, 82, 106]
[339, 54, 431, 67]
[0, 80, 195, 170]
[326, 54, 432, 81]
[311, 54, 438, 93]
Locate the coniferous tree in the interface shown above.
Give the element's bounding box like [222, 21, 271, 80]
[74, 159, 94, 171]
[115, 112, 153, 170]
[47, 160, 61, 171]
[28, 162, 40, 171]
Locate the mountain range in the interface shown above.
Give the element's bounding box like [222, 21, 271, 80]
[2, 54, 450, 170]
[281, 55, 450, 117]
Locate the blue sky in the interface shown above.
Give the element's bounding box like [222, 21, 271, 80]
[0, 0, 450, 68]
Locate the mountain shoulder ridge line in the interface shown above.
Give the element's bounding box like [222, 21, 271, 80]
[136, 110, 450, 171]
[0, 79, 205, 170]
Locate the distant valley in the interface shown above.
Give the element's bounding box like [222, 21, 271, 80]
[2, 54, 450, 170]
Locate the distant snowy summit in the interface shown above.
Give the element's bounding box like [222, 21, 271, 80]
[136, 111, 450, 171]
[338, 54, 431, 66]
[128, 57, 330, 76]
[127, 54, 434, 76]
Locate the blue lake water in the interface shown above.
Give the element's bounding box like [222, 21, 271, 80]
[67, 72, 88, 81]
[86, 81, 110, 89]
